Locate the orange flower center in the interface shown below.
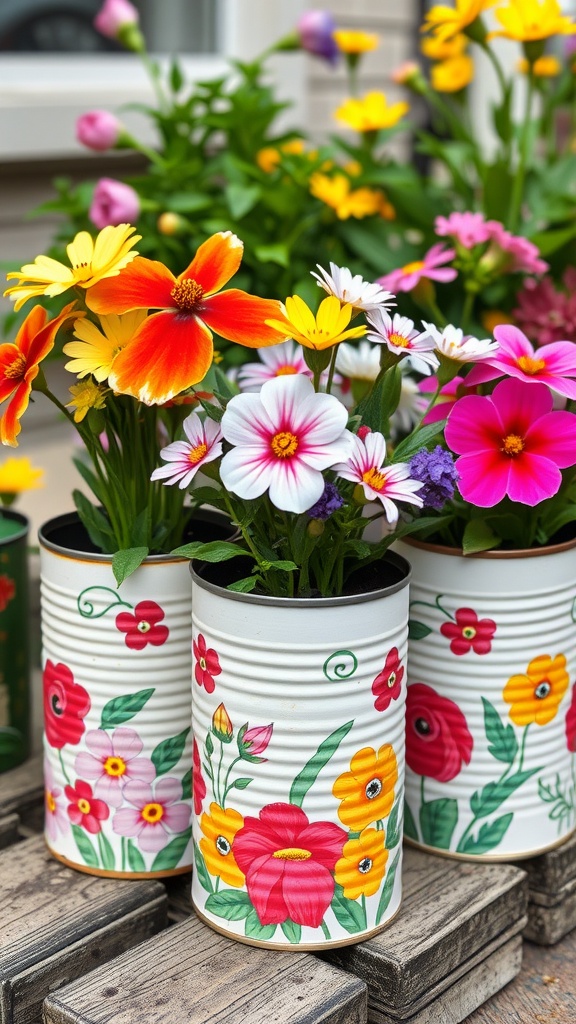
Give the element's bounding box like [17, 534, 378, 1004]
[171, 278, 205, 311]
[275, 365, 298, 376]
[271, 430, 298, 458]
[363, 466, 386, 491]
[272, 847, 312, 861]
[77, 798, 91, 814]
[517, 356, 546, 375]
[501, 433, 524, 457]
[402, 260, 425, 275]
[4, 353, 26, 379]
[141, 801, 164, 823]
[388, 332, 409, 348]
[46, 790, 56, 813]
[104, 755, 127, 778]
[189, 443, 208, 464]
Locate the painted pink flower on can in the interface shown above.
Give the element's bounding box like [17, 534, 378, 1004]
[43, 660, 91, 749]
[372, 647, 404, 711]
[112, 777, 191, 853]
[44, 758, 69, 841]
[116, 600, 169, 650]
[565, 685, 576, 753]
[192, 738, 206, 816]
[233, 802, 347, 928]
[406, 683, 473, 783]
[241, 723, 274, 758]
[440, 608, 496, 656]
[193, 633, 222, 693]
[65, 779, 110, 834]
[74, 726, 155, 807]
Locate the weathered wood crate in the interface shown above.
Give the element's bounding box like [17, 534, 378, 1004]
[0, 754, 43, 835]
[515, 832, 576, 945]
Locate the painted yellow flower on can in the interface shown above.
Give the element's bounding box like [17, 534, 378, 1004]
[493, 0, 576, 42]
[212, 702, 234, 742]
[334, 827, 388, 899]
[333, 30, 379, 54]
[422, 0, 495, 43]
[431, 54, 474, 92]
[333, 744, 397, 830]
[200, 802, 245, 887]
[335, 92, 409, 133]
[503, 654, 570, 726]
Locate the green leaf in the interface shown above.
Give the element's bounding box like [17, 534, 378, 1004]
[289, 720, 354, 807]
[254, 242, 290, 267]
[403, 800, 419, 842]
[376, 848, 401, 925]
[71, 825, 99, 868]
[462, 519, 499, 555]
[408, 619, 433, 640]
[470, 769, 541, 819]
[171, 540, 249, 562]
[330, 883, 366, 934]
[386, 798, 402, 849]
[169, 58, 184, 93]
[245, 907, 277, 940]
[419, 798, 459, 850]
[150, 827, 192, 872]
[181, 767, 192, 801]
[225, 183, 261, 219]
[98, 831, 115, 871]
[230, 777, 252, 790]
[151, 727, 190, 776]
[127, 840, 146, 872]
[73, 490, 114, 552]
[281, 919, 302, 944]
[482, 698, 518, 764]
[261, 559, 298, 572]
[356, 364, 401, 433]
[112, 547, 149, 587]
[392, 422, 445, 462]
[205, 889, 252, 921]
[458, 813, 513, 855]
[193, 841, 214, 894]
[100, 688, 155, 729]
[227, 576, 259, 593]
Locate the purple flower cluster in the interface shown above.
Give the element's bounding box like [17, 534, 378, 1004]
[409, 446, 458, 511]
[306, 482, 344, 520]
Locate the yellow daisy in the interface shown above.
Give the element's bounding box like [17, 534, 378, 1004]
[431, 53, 474, 91]
[421, 32, 469, 60]
[493, 0, 576, 41]
[63, 310, 147, 382]
[333, 30, 380, 54]
[422, 0, 495, 43]
[4, 224, 141, 312]
[335, 91, 409, 133]
[0, 456, 43, 495]
[265, 295, 366, 351]
[66, 380, 107, 423]
[518, 54, 561, 75]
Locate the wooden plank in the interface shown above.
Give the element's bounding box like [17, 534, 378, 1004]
[43, 916, 368, 1024]
[0, 835, 168, 1024]
[323, 847, 528, 1021]
[516, 831, 576, 895]
[525, 876, 576, 945]
[462, 930, 576, 1022]
[0, 756, 44, 833]
[0, 815, 19, 850]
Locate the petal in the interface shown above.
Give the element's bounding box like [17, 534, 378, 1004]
[492, 324, 534, 359]
[122, 779, 153, 808]
[86, 257, 177, 314]
[112, 807, 142, 836]
[85, 729, 113, 758]
[181, 231, 243, 295]
[492, 378, 553, 434]
[267, 459, 325, 513]
[245, 858, 287, 924]
[445, 395, 503, 455]
[221, 392, 276, 446]
[155, 776, 183, 806]
[0, 381, 32, 446]
[139, 822, 169, 853]
[94, 774, 123, 807]
[203, 290, 285, 348]
[507, 453, 562, 505]
[111, 726, 143, 760]
[108, 310, 213, 405]
[125, 756, 156, 783]
[74, 752, 103, 779]
[219, 447, 272, 501]
[282, 861, 335, 928]
[455, 450, 510, 507]
[163, 802, 192, 833]
[525, 410, 576, 468]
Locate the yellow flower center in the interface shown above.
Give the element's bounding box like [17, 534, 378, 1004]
[275, 365, 298, 376]
[199, 657, 207, 670]
[171, 278, 205, 312]
[388, 332, 410, 348]
[141, 802, 164, 823]
[46, 790, 56, 813]
[104, 755, 127, 778]
[189, 443, 208, 465]
[77, 798, 91, 815]
[272, 847, 312, 861]
[462, 626, 476, 639]
[137, 620, 151, 633]
[387, 671, 396, 688]
[271, 431, 299, 458]
[72, 260, 92, 282]
[401, 260, 425, 275]
[363, 466, 386, 491]
[4, 354, 26, 379]
[517, 356, 546, 375]
[501, 433, 524, 457]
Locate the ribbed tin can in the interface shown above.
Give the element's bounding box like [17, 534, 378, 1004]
[396, 537, 576, 860]
[0, 510, 30, 772]
[39, 513, 194, 877]
[190, 552, 410, 950]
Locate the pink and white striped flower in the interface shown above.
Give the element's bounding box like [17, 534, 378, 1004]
[151, 412, 223, 489]
[236, 340, 310, 392]
[333, 431, 423, 523]
[219, 374, 353, 514]
[112, 777, 191, 853]
[366, 310, 439, 374]
[423, 322, 499, 363]
[74, 726, 155, 808]
[312, 262, 395, 312]
[376, 243, 457, 294]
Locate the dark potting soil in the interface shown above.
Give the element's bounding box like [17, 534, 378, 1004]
[41, 509, 232, 555]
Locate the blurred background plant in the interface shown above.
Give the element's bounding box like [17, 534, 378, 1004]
[0, 455, 43, 508]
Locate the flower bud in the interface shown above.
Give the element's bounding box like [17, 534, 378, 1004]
[297, 10, 339, 65]
[241, 723, 273, 758]
[212, 703, 233, 742]
[76, 110, 122, 152]
[157, 212, 186, 236]
[93, 0, 144, 50]
[307, 518, 325, 537]
[89, 178, 140, 230]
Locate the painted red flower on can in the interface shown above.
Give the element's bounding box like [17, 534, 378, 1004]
[233, 802, 347, 928]
[65, 779, 110, 834]
[193, 633, 222, 693]
[192, 737, 206, 816]
[0, 574, 15, 611]
[43, 659, 91, 749]
[565, 684, 576, 753]
[372, 647, 404, 711]
[440, 607, 496, 655]
[406, 682, 473, 783]
[115, 600, 169, 650]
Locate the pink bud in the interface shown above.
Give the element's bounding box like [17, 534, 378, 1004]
[242, 723, 273, 756]
[76, 110, 122, 152]
[94, 0, 139, 39]
[297, 10, 339, 65]
[357, 425, 372, 440]
[89, 178, 140, 230]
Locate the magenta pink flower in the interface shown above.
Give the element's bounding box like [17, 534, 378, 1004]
[112, 777, 191, 853]
[440, 608, 497, 655]
[514, 270, 576, 347]
[65, 779, 110, 834]
[74, 726, 155, 807]
[445, 377, 576, 507]
[94, 0, 139, 39]
[406, 684, 473, 783]
[116, 601, 169, 650]
[372, 647, 404, 711]
[233, 802, 347, 927]
[377, 243, 457, 293]
[435, 212, 492, 248]
[193, 738, 206, 816]
[193, 633, 222, 694]
[466, 324, 576, 400]
[484, 222, 548, 275]
[44, 758, 70, 841]
[89, 178, 140, 230]
[76, 110, 122, 152]
[419, 375, 476, 425]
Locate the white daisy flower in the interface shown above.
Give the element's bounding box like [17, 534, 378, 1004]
[366, 309, 439, 375]
[335, 341, 381, 382]
[422, 322, 499, 362]
[311, 262, 395, 312]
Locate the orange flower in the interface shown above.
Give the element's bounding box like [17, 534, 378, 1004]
[503, 654, 570, 726]
[334, 827, 388, 899]
[431, 53, 474, 92]
[332, 744, 397, 830]
[85, 231, 284, 405]
[0, 302, 78, 446]
[200, 802, 245, 887]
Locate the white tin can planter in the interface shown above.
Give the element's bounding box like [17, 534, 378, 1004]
[190, 553, 410, 950]
[396, 537, 576, 861]
[40, 512, 195, 878]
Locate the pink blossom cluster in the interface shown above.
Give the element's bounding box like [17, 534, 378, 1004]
[435, 212, 548, 276]
[513, 269, 576, 347]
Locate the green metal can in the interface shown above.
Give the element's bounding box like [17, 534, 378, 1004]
[0, 510, 30, 772]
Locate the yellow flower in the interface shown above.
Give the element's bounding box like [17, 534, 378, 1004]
[335, 92, 409, 133]
[4, 224, 141, 312]
[503, 654, 570, 726]
[422, 0, 495, 43]
[334, 828, 388, 900]
[212, 702, 234, 742]
[493, 0, 576, 42]
[332, 744, 397, 831]
[256, 138, 306, 173]
[481, 309, 514, 333]
[0, 456, 43, 495]
[199, 802, 245, 887]
[310, 172, 385, 219]
[66, 380, 107, 423]
[518, 54, 561, 76]
[266, 294, 366, 351]
[421, 32, 468, 60]
[333, 30, 379, 54]
[63, 311, 147, 383]
[431, 53, 474, 91]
